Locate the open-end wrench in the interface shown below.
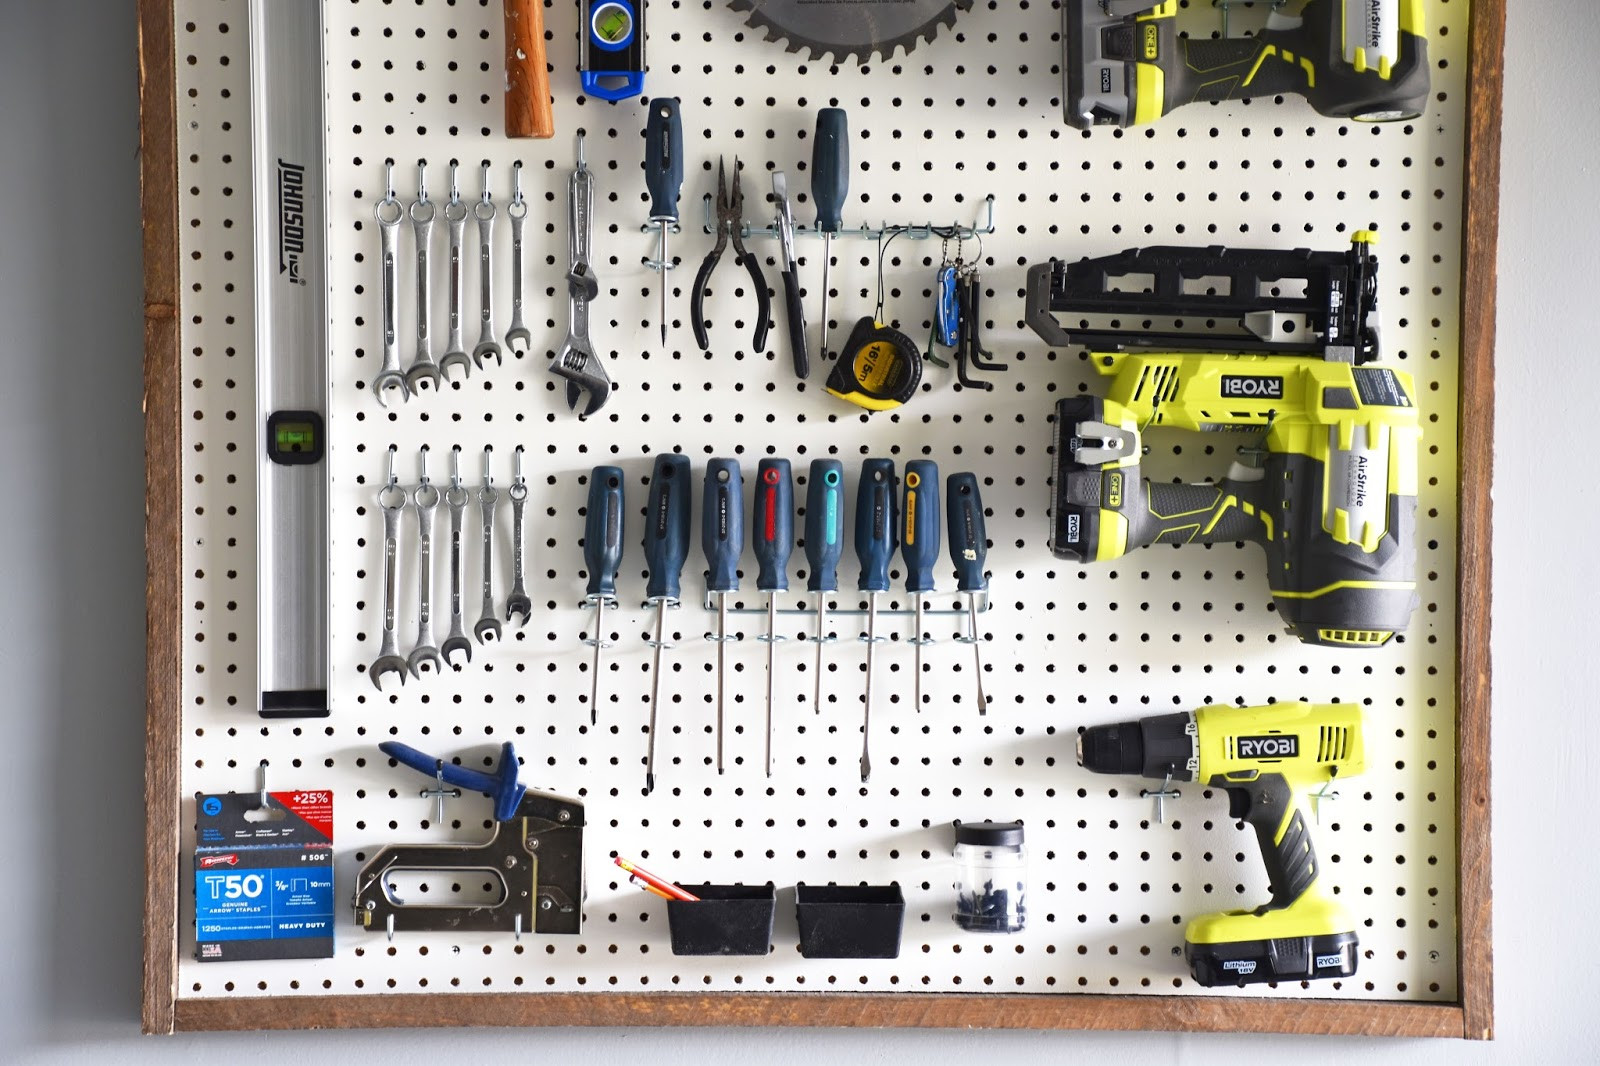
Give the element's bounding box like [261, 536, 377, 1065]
[551, 133, 612, 417]
[505, 162, 532, 356]
[371, 450, 410, 691]
[405, 163, 443, 394]
[471, 163, 503, 370]
[442, 447, 473, 667]
[439, 163, 472, 383]
[474, 446, 503, 645]
[408, 449, 444, 678]
[372, 164, 410, 406]
[505, 446, 532, 628]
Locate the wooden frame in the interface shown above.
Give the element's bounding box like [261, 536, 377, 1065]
[139, 0, 1502, 1037]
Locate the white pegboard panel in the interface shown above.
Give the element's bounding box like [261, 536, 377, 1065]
[174, 0, 1467, 1005]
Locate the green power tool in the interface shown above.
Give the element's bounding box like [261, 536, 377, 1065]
[1064, 0, 1431, 128]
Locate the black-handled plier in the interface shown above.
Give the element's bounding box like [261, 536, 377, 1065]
[692, 157, 771, 354]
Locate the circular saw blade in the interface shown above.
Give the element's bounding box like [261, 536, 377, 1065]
[729, 0, 974, 65]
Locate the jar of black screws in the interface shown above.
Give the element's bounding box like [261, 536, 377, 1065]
[952, 820, 1026, 934]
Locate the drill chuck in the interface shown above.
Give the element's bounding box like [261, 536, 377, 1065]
[1078, 712, 1196, 781]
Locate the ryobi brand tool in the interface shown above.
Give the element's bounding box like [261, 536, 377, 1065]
[580, 0, 645, 102]
[1078, 703, 1365, 986]
[1026, 234, 1420, 648]
[1063, 0, 1430, 129]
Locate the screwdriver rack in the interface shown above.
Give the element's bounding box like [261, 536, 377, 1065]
[140, 0, 1500, 1038]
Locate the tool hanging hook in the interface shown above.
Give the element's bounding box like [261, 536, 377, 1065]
[386, 444, 399, 489]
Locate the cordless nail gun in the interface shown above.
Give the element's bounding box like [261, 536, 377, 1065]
[1025, 232, 1421, 648]
[1078, 702, 1365, 986]
[1064, 0, 1431, 129]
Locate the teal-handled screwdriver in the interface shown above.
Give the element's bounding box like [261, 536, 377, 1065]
[946, 472, 989, 715]
[811, 107, 849, 360]
[643, 453, 692, 793]
[702, 458, 744, 774]
[583, 465, 626, 724]
[645, 98, 684, 354]
[753, 458, 793, 777]
[855, 458, 897, 783]
[804, 459, 845, 713]
[900, 460, 940, 714]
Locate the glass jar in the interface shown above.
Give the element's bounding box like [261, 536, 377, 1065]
[952, 820, 1026, 933]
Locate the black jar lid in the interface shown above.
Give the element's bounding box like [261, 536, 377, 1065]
[953, 820, 1024, 847]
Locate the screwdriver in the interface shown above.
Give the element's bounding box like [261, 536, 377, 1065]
[900, 460, 940, 715]
[811, 107, 849, 361]
[701, 458, 744, 774]
[753, 458, 793, 778]
[946, 472, 989, 715]
[645, 97, 684, 354]
[583, 465, 626, 725]
[855, 458, 896, 783]
[804, 459, 845, 713]
[643, 453, 691, 793]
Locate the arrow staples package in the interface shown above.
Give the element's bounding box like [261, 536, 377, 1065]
[194, 790, 335, 962]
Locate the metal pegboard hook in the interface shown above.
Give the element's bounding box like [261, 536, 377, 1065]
[1140, 772, 1182, 825]
[257, 760, 270, 808]
[481, 444, 494, 488]
[418, 443, 432, 487]
[385, 444, 399, 489]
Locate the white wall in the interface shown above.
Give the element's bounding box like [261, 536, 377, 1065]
[2, 1, 1592, 1062]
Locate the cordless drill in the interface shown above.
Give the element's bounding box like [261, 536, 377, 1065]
[1079, 703, 1365, 986]
[1064, 0, 1431, 129]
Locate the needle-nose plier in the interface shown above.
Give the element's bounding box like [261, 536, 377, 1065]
[692, 157, 771, 353]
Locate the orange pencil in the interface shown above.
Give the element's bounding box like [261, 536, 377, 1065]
[614, 856, 700, 901]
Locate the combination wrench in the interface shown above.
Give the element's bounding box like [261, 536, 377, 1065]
[505, 445, 532, 628]
[405, 163, 443, 393]
[439, 163, 472, 382]
[370, 448, 410, 690]
[471, 163, 503, 370]
[474, 447, 503, 644]
[551, 133, 612, 416]
[372, 163, 410, 406]
[442, 447, 473, 666]
[505, 162, 532, 355]
[408, 448, 444, 678]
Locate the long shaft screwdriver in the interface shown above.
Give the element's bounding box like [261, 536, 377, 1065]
[811, 108, 849, 361]
[804, 459, 845, 713]
[643, 453, 692, 793]
[583, 466, 625, 724]
[701, 458, 744, 774]
[946, 472, 989, 715]
[753, 458, 794, 778]
[855, 458, 897, 783]
[645, 98, 684, 354]
[900, 460, 940, 714]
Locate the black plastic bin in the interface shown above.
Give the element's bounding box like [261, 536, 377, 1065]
[795, 884, 906, 959]
[665, 884, 776, 956]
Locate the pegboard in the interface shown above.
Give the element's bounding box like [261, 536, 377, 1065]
[165, 0, 1476, 1018]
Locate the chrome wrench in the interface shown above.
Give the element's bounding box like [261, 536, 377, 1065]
[505, 161, 531, 355]
[405, 163, 442, 393]
[442, 447, 473, 667]
[505, 445, 532, 627]
[372, 163, 410, 406]
[474, 447, 503, 645]
[370, 448, 410, 690]
[408, 448, 444, 678]
[439, 163, 472, 382]
[472, 163, 503, 370]
[551, 133, 611, 416]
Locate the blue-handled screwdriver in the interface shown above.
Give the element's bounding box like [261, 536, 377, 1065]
[900, 460, 940, 714]
[946, 472, 989, 715]
[753, 458, 793, 777]
[643, 453, 691, 793]
[855, 458, 897, 783]
[702, 458, 744, 774]
[645, 98, 684, 354]
[583, 466, 626, 724]
[804, 459, 845, 713]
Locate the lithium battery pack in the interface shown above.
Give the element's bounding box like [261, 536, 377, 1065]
[195, 790, 335, 961]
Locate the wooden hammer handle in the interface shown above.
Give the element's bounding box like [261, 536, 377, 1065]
[504, 0, 554, 139]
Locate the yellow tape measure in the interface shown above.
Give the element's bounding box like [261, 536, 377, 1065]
[823, 317, 924, 411]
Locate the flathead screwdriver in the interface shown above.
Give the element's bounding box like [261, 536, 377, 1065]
[900, 460, 940, 714]
[645, 98, 684, 354]
[583, 466, 626, 725]
[855, 458, 897, 783]
[811, 107, 849, 361]
[702, 458, 744, 774]
[643, 453, 692, 793]
[946, 472, 989, 715]
[804, 459, 845, 713]
[753, 458, 794, 778]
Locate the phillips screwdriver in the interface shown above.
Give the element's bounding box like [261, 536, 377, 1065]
[811, 107, 849, 361]
[643, 453, 692, 793]
[645, 98, 684, 355]
[900, 460, 940, 714]
[701, 458, 744, 774]
[583, 466, 626, 725]
[804, 459, 845, 714]
[946, 472, 989, 715]
[855, 458, 896, 783]
[753, 458, 793, 778]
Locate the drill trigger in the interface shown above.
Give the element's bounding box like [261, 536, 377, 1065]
[1225, 786, 1252, 821]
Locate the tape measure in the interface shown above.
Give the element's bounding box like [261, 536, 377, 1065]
[580, 0, 645, 102]
[824, 317, 923, 412]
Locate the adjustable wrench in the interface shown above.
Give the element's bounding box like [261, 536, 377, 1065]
[439, 164, 472, 382]
[442, 448, 473, 666]
[505, 162, 532, 355]
[371, 454, 410, 691]
[551, 133, 612, 417]
[405, 163, 443, 393]
[474, 447, 503, 644]
[505, 446, 532, 628]
[408, 452, 444, 678]
[472, 163, 503, 370]
[372, 166, 410, 406]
